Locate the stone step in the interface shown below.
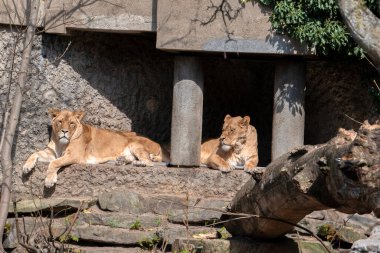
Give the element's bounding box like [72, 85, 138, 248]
[16, 164, 252, 199]
[67, 246, 152, 253]
[98, 190, 230, 224]
[78, 211, 168, 229]
[172, 236, 334, 253]
[8, 197, 97, 213]
[4, 215, 219, 249]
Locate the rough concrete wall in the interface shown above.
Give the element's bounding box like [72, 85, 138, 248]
[305, 61, 378, 145]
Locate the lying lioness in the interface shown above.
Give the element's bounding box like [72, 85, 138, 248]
[201, 115, 259, 172]
[23, 109, 168, 187]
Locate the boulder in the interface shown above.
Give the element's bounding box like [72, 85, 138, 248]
[351, 225, 380, 253]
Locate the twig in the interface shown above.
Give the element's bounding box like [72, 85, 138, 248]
[364, 55, 378, 72]
[14, 202, 40, 253]
[51, 41, 72, 64]
[373, 80, 380, 92]
[344, 114, 363, 125]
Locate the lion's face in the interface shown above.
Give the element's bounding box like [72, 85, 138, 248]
[49, 109, 85, 145]
[219, 115, 250, 152]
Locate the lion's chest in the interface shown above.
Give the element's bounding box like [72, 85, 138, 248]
[227, 153, 246, 167]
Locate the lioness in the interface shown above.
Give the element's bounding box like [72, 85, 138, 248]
[23, 109, 168, 187]
[200, 115, 259, 172]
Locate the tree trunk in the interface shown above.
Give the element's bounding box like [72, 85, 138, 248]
[338, 0, 380, 73]
[224, 120, 380, 239]
[0, 0, 38, 251]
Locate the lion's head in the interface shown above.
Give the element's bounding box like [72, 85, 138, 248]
[48, 109, 85, 145]
[219, 115, 250, 152]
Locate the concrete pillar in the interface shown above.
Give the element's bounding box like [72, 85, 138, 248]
[272, 61, 305, 160]
[170, 56, 204, 166]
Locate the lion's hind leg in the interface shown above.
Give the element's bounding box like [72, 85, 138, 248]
[128, 144, 154, 167]
[23, 147, 56, 174]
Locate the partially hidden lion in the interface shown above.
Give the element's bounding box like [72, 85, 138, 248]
[200, 115, 259, 173]
[23, 109, 169, 187]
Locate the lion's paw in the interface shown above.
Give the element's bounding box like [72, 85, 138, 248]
[133, 160, 154, 167]
[23, 159, 36, 174]
[219, 166, 233, 173]
[45, 173, 57, 188]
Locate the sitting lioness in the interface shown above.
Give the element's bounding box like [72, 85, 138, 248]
[23, 109, 168, 187]
[201, 115, 259, 173]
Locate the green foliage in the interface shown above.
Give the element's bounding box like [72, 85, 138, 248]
[217, 226, 230, 239]
[59, 234, 80, 243]
[107, 218, 120, 228]
[138, 234, 161, 250]
[255, 0, 378, 57]
[130, 219, 142, 230]
[70, 235, 80, 242]
[317, 224, 336, 241]
[4, 223, 11, 236]
[154, 217, 162, 226]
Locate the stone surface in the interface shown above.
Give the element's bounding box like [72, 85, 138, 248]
[4, 216, 68, 249]
[351, 225, 380, 253]
[99, 191, 147, 213]
[68, 247, 152, 253]
[300, 210, 379, 235]
[78, 210, 168, 229]
[72, 225, 157, 245]
[97, 189, 231, 223]
[8, 197, 97, 213]
[172, 237, 333, 253]
[158, 225, 219, 245]
[15, 164, 251, 199]
[68, 247, 151, 253]
[168, 198, 230, 224]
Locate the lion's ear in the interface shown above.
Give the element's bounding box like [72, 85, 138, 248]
[48, 108, 60, 119]
[74, 111, 86, 121]
[240, 116, 250, 127]
[224, 114, 232, 122]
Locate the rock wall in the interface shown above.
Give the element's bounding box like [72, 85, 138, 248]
[0, 25, 378, 170]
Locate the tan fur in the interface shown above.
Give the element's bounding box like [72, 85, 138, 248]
[23, 109, 168, 187]
[201, 115, 259, 172]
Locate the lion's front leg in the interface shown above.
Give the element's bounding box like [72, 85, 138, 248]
[207, 154, 233, 173]
[23, 147, 56, 174]
[45, 156, 76, 188]
[243, 155, 259, 173]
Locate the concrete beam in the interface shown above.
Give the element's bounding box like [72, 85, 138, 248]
[170, 56, 204, 166]
[0, 0, 156, 34]
[157, 0, 314, 55]
[45, 0, 156, 34]
[0, 0, 44, 27]
[271, 61, 305, 160]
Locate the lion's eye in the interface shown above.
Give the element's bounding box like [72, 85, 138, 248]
[57, 121, 62, 127]
[70, 122, 75, 128]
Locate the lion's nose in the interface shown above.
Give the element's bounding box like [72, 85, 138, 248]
[61, 129, 68, 134]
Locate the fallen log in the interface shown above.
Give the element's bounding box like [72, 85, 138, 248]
[224, 120, 380, 238]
